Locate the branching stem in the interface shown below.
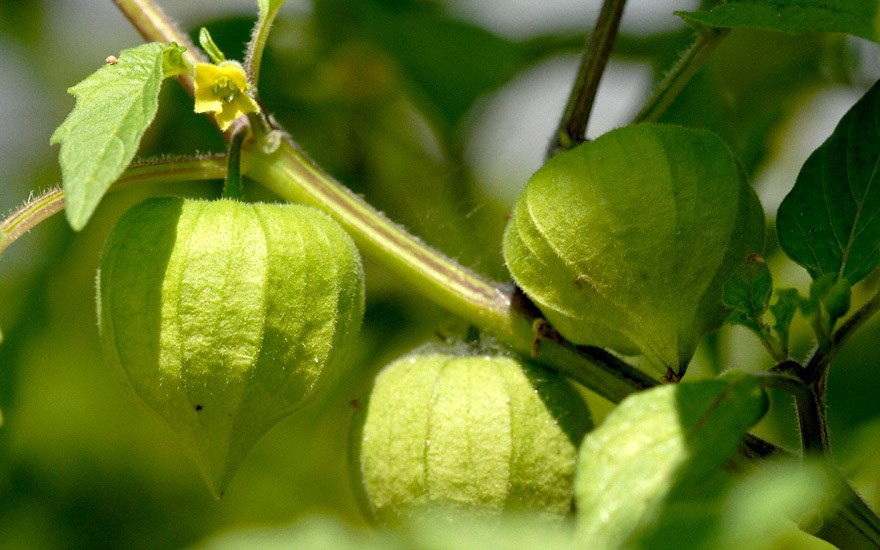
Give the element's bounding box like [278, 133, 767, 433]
[112, 0, 206, 95]
[1, 156, 226, 254]
[243, 137, 658, 402]
[109, 0, 659, 403]
[56, 2, 880, 545]
[246, 0, 285, 88]
[633, 26, 730, 123]
[224, 128, 247, 200]
[788, 289, 880, 458]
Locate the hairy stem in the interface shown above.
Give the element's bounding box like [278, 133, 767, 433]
[113, 0, 206, 95]
[112, 0, 657, 403]
[549, 0, 627, 155]
[243, 137, 657, 401]
[246, 0, 285, 87]
[790, 290, 880, 457]
[224, 128, 247, 200]
[56, 2, 880, 544]
[1, 156, 226, 254]
[795, 376, 830, 455]
[633, 26, 730, 123]
[1, 188, 64, 253]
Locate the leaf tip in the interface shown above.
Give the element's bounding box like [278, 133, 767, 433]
[64, 199, 95, 232]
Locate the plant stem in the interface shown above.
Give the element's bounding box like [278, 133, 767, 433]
[633, 26, 729, 123]
[113, 0, 206, 96]
[829, 289, 880, 365]
[794, 377, 830, 455]
[789, 289, 880, 392]
[223, 128, 247, 200]
[1, 156, 226, 254]
[788, 289, 880, 458]
[99, 3, 880, 545]
[243, 137, 658, 402]
[1, 188, 64, 253]
[245, 0, 285, 88]
[549, 0, 627, 155]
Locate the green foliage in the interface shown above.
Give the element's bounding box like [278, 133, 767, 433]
[50, 43, 188, 230]
[770, 288, 801, 354]
[657, 29, 828, 177]
[722, 255, 792, 359]
[503, 124, 765, 375]
[98, 197, 364, 496]
[678, 0, 880, 43]
[723, 254, 773, 332]
[4, 0, 880, 548]
[636, 459, 840, 550]
[307, 0, 526, 136]
[777, 80, 880, 286]
[574, 373, 769, 548]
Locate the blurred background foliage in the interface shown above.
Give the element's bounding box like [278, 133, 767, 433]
[1, 0, 879, 548]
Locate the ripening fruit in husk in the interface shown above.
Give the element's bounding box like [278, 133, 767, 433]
[350, 346, 592, 525]
[503, 124, 765, 375]
[97, 197, 364, 496]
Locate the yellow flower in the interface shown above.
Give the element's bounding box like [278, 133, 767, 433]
[194, 61, 260, 131]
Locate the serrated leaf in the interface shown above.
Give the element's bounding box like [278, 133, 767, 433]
[50, 42, 185, 230]
[574, 373, 769, 548]
[776, 79, 880, 285]
[677, 0, 879, 44]
[770, 288, 801, 352]
[723, 254, 773, 322]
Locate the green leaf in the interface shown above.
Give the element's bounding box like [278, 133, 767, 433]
[711, 461, 840, 550]
[770, 288, 801, 352]
[824, 278, 852, 324]
[723, 254, 773, 329]
[677, 0, 880, 44]
[574, 373, 769, 548]
[50, 42, 186, 230]
[776, 79, 880, 285]
[360, 3, 525, 133]
[658, 30, 827, 177]
[808, 273, 852, 330]
[637, 460, 840, 550]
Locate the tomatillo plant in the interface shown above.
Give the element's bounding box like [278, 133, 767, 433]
[2, 0, 880, 548]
